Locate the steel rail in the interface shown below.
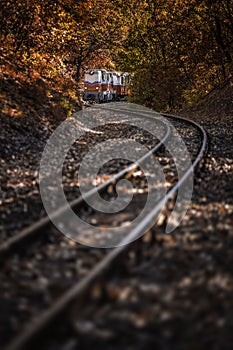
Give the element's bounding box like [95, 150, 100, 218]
[4, 105, 207, 350]
[0, 110, 170, 259]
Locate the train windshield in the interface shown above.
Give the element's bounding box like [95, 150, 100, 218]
[85, 71, 100, 83]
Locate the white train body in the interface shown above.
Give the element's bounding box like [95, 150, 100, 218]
[82, 69, 131, 102]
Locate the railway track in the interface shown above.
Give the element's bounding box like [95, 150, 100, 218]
[0, 103, 207, 350]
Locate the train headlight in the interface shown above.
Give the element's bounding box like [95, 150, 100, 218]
[84, 87, 87, 89]
[96, 86, 99, 90]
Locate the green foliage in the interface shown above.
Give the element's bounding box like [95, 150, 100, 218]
[59, 97, 75, 117]
[117, 0, 233, 110]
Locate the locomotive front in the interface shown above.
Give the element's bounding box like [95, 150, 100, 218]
[83, 69, 114, 102]
[82, 69, 131, 103]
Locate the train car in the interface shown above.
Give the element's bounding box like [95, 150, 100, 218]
[82, 69, 131, 103]
[115, 72, 131, 99]
[82, 69, 113, 102]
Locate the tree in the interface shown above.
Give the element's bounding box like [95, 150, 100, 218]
[1, 0, 232, 110]
[117, 0, 233, 109]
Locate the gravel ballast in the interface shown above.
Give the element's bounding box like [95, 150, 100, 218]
[0, 78, 232, 349]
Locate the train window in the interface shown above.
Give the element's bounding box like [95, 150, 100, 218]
[108, 73, 112, 82]
[85, 71, 99, 83]
[102, 72, 106, 82]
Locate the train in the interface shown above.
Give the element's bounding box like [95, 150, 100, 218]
[82, 69, 131, 103]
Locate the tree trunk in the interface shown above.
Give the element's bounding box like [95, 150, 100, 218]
[75, 47, 83, 82]
[215, 15, 232, 63]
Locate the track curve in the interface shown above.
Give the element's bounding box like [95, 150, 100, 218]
[2, 103, 207, 350]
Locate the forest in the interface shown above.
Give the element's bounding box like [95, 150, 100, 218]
[1, 0, 233, 111]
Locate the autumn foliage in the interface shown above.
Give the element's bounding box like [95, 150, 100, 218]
[1, 0, 233, 112]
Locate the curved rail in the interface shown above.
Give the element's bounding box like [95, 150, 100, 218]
[0, 110, 171, 258]
[3, 104, 208, 350]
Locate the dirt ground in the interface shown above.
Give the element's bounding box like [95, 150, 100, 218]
[0, 72, 232, 349]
